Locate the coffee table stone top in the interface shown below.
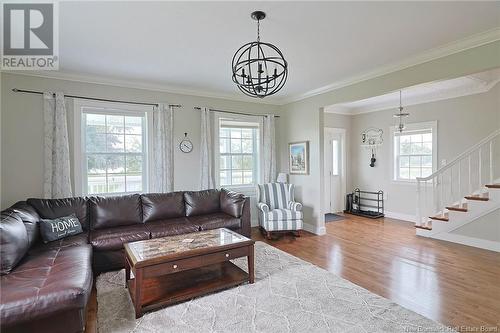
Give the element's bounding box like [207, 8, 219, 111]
[125, 228, 252, 265]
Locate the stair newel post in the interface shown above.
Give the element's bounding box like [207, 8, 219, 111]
[489, 141, 493, 185]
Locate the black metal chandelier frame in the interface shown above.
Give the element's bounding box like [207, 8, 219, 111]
[231, 11, 288, 98]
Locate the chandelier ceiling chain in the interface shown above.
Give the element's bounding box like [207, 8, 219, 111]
[231, 11, 288, 98]
[393, 90, 410, 133]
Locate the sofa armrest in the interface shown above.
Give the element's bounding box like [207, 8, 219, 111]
[220, 189, 246, 218]
[257, 202, 270, 213]
[288, 201, 303, 211]
[240, 197, 251, 238]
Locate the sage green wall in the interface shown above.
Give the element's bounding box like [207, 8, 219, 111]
[0, 73, 279, 209]
[279, 41, 500, 232]
[350, 83, 500, 216]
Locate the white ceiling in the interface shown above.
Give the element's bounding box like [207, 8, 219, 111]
[23, 2, 500, 103]
[324, 68, 500, 114]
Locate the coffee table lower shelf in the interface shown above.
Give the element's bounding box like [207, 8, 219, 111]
[127, 261, 249, 316]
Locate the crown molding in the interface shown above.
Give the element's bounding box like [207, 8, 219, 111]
[0, 70, 283, 106]
[281, 27, 500, 105]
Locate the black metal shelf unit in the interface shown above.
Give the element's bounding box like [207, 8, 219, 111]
[344, 188, 384, 219]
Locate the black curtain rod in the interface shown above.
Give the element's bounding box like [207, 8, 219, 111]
[194, 106, 280, 118]
[12, 88, 182, 108]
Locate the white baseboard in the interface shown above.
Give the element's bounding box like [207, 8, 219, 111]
[384, 210, 417, 223]
[303, 222, 326, 235]
[429, 233, 500, 252]
[251, 218, 259, 227]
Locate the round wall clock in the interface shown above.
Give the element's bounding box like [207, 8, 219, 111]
[179, 133, 193, 153]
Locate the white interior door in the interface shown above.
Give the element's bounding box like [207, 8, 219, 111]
[324, 128, 346, 213]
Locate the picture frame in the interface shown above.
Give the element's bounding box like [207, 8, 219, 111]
[289, 141, 309, 175]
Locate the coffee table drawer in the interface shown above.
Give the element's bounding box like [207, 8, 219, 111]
[143, 246, 250, 278]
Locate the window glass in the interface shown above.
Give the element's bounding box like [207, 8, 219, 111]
[218, 121, 259, 186]
[83, 112, 146, 194]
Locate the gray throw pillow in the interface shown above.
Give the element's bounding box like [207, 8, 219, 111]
[40, 214, 83, 243]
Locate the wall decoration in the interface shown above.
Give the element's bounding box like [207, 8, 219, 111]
[289, 141, 309, 175]
[179, 133, 193, 153]
[361, 128, 383, 167]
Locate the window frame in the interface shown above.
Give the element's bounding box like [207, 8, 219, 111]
[390, 121, 438, 184]
[213, 113, 264, 193]
[73, 99, 152, 196]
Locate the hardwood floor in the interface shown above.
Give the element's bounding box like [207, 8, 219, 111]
[85, 215, 500, 332]
[252, 215, 500, 331]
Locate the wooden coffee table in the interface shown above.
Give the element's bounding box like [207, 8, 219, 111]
[124, 228, 255, 318]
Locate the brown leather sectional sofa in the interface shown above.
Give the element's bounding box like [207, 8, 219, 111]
[0, 189, 250, 333]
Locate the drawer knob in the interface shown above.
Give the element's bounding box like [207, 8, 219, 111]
[173, 264, 178, 269]
[225, 253, 230, 258]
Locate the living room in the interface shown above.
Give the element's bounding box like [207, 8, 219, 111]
[1, 2, 499, 333]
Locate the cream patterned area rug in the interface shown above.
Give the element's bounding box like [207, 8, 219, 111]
[97, 241, 451, 333]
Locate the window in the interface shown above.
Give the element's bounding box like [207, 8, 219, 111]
[392, 121, 437, 182]
[332, 139, 339, 176]
[216, 118, 261, 187]
[74, 100, 150, 195]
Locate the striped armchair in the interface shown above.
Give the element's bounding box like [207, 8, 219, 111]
[257, 183, 303, 239]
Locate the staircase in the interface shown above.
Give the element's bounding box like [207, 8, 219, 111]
[415, 129, 500, 252]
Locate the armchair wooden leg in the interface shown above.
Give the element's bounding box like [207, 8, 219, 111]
[266, 231, 272, 240]
[295, 230, 301, 237]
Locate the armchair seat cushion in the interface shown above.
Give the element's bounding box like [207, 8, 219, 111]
[261, 219, 303, 232]
[266, 209, 303, 221]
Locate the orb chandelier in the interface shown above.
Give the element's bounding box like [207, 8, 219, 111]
[393, 90, 410, 132]
[231, 11, 288, 98]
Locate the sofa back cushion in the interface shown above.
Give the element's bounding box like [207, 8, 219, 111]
[90, 194, 142, 229]
[10, 201, 41, 247]
[0, 211, 29, 275]
[141, 192, 185, 222]
[27, 197, 89, 231]
[184, 189, 220, 217]
[220, 189, 246, 218]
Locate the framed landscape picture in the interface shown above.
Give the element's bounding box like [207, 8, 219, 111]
[289, 141, 309, 175]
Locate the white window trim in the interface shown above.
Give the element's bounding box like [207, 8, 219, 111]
[213, 112, 264, 195]
[73, 99, 153, 196]
[390, 120, 438, 185]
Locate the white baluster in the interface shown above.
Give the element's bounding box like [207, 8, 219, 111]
[416, 180, 421, 225]
[489, 141, 493, 185]
[468, 155, 472, 195]
[458, 162, 462, 207]
[479, 147, 482, 192]
[440, 173, 444, 217]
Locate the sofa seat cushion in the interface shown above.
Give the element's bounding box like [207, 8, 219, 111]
[188, 213, 241, 231]
[146, 218, 199, 238]
[29, 233, 89, 253]
[0, 245, 92, 327]
[90, 224, 150, 251]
